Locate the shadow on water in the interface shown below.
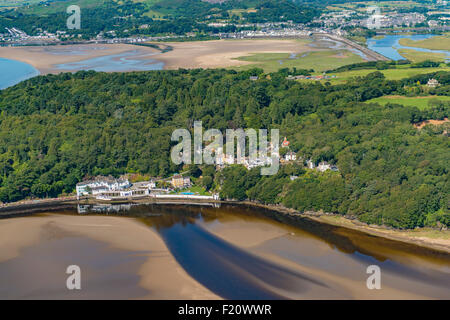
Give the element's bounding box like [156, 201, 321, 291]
[157, 220, 327, 299]
[215, 204, 450, 290]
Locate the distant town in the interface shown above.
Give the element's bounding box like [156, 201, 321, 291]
[1, 5, 448, 46]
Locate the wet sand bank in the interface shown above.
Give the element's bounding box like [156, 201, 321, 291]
[0, 205, 449, 299]
[0, 39, 316, 74]
[0, 214, 218, 299]
[0, 44, 161, 74]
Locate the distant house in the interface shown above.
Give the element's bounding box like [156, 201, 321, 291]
[317, 161, 339, 172]
[285, 151, 297, 161]
[171, 174, 191, 189]
[306, 159, 315, 169]
[133, 180, 156, 190]
[216, 153, 234, 166]
[427, 78, 439, 88]
[249, 76, 259, 81]
[428, 20, 439, 28]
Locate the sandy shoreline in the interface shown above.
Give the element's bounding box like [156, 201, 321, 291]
[0, 44, 160, 74]
[0, 214, 219, 299]
[241, 201, 450, 254]
[156, 39, 314, 69]
[0, 39, 315, 74]
[1, 208, 449, 299]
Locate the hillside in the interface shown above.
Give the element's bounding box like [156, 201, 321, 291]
[0, 68, 448, 229]
[0, 0, 320, 38]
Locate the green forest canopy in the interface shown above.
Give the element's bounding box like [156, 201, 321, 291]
[0, 68, 448, 229]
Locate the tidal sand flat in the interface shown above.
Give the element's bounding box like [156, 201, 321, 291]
[191, 205, 450, 299]
[0, 214, 218, 299]
[0, 44, 162, 74]
[1, 204, 449, 299]
[155, 39, 316, 69]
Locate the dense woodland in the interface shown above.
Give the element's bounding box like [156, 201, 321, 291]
[0, 68, 448, 229]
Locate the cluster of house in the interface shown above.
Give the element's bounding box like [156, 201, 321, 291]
[75, 176, 156, 200]
[286, 74, 336, 81]
[212, 140, 282, 170]
[171, 174, 191, 189]
[210, 137, 299, 170]
[427, 78, 440, 88]
[208, 136, 339, 173]
[76, 137, 338, 201]
[76, 174, 196, 200]
[306, 160, 339, 172]
[214, 152, 274, 170]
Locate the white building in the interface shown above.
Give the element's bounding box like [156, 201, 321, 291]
[76, 176, 130, 197]
[427, 78, 440, 88]
[306, 159, 315, 169]
[317, 161, 339, 172]
[285, 151, 297, 161]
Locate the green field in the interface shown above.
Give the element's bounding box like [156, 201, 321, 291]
[16, 0, 104, 14]
[366, 95, 450, 110]
[398, 49, 448, 62]
[325, 1, 424, 12]
[0, 0, 42, 7]
[327, 64, 450, 84]
[399, 36, 450, 51]
[233, 50, 365, 73]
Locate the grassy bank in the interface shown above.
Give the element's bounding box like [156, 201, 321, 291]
[233, 49, 364, 73]
[399, 36, 450, 51]
[326, 65, 450, 84]
[398, 48, 448, 62]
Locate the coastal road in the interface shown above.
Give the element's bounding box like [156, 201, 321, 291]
[314, 33, 390, 62]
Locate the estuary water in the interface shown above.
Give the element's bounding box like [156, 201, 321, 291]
[0, 57, 39, 90]
[367, 34, 450, 61]
[0, 203, 449, 299]
[0, 49, 164, 90]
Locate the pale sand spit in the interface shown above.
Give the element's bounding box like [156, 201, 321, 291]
[0, 214, 219, 299]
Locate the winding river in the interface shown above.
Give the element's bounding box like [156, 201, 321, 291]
[367, 34, 450, 61]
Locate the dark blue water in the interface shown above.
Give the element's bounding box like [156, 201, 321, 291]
[367, 34, 450, 61]
[0, 57, 39, 90]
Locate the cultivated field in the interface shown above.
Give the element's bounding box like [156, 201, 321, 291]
[326, 65, 450, 84]
[232, 49, 364, 73]
[399, 35, 450, 51]
[366, 95, 450, 110]
[398, 49, 448, 62]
